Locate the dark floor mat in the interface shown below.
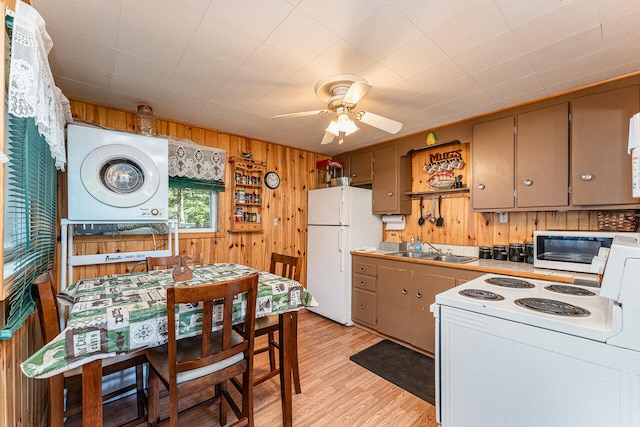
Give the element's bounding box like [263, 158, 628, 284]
[349, 339, 435, 404]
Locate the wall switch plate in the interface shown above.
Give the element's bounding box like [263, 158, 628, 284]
[273, 218, 279, 227]
[499, 212, 508, 223]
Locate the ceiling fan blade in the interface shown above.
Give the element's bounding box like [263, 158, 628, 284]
[341, 81, 372, 106]
[271, 110, 329, 120]
[321, 132, 335, 145]
[356, 111, 403, 134]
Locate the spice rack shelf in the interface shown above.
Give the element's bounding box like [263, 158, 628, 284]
[229, 156, 265, 233]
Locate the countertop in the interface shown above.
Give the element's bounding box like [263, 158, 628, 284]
[351, 250, 601, 285]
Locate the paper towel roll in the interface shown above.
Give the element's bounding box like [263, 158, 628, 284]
[382, 214, 405, 230]
[629, 113, 640, 198]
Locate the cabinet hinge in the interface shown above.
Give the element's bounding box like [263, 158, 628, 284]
[514, 126, 517, 135]
[514, 190, 517, 198]
[568, 113, 572, 123]
[568, 186, 572, 194]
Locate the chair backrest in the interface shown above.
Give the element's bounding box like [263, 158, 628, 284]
[146, 253, 204, 271]
[269, 253, 301, 282]
[32, 271, 61, 343]
[166, 273, 259, 382]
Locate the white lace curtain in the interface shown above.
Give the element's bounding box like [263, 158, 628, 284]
[7, 1, 72, 170]
[166, 136, 226, 182]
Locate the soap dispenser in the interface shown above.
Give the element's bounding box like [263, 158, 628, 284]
[415, 236, 422, 253]
[408, 235, 415, 252]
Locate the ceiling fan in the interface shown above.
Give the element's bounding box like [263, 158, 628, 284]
[271, 74, 403, 145]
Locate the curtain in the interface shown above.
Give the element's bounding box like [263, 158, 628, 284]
[167, 136, 226, 190]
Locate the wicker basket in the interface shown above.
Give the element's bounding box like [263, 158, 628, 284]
[597, 211, 639, 232]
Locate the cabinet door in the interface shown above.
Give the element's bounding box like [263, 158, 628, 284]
[352, 288, 376, 327]
[412, 272, 456, 353]
[571, 85, 640, 206]
[372, 145, 412, 214]
[471, 116, 515, 210]
[349, 152, 372, 186]
[516, 103, 569, 208]
[377, 265, 412, 343]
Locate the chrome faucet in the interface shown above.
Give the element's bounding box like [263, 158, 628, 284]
[424, 241, 441, 254]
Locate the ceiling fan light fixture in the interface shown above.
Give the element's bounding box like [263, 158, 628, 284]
[326, 112, 359, 137]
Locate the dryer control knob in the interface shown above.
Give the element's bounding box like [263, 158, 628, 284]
[151, 208, 159, 216]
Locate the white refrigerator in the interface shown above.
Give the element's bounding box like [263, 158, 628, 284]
[306, 186, 382, 326]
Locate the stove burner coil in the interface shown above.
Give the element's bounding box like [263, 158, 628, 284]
[459, 289, 505, 301]
[485, 277, 535, 288]
[514, 298, 590, 317]
[544, 284, 596, 296]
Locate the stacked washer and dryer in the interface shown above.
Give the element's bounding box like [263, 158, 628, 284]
[62, 124, 174, 290]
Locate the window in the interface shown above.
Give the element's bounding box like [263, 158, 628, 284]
[1, 113, 57, 339]
[168, 178, 221, 232]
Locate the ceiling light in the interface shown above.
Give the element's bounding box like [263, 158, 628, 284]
[326, 112, 359, 139]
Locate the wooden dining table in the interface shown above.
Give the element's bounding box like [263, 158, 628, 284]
[21, 263, 317, 426]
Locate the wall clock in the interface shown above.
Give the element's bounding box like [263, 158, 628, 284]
[265, 171, 280, 189]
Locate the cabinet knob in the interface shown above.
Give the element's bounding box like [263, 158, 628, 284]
[580, 173, 593, 181]
[360, 281, 366, 286]
[416, 292, 422, 298]
[401, 288, 407, 295]
[352, 173, 357, 178]
[477, 183, 485, 190]
[523, 179, 533, 186]
[361, 267, 366, 272]
[387, 192, 393, 197]
[360, 304, 366, 309]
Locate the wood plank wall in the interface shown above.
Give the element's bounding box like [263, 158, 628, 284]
[64, 100, 330, 285]
[0, 314, 46, 427]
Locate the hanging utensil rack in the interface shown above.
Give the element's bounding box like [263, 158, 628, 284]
[406, 188, 469, 200]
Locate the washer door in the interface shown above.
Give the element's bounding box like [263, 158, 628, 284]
[80, 144, 161, 208]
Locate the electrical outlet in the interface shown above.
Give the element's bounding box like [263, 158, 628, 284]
[499, 212, 508, 223]
[273, 218, 279, 227]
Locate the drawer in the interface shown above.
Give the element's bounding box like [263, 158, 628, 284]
[353, 260, 377, 276]
[352, 273, 376, 292]
[352, 288, 376, 327]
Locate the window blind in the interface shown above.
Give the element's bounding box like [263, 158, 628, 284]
[1, 113, 57, 339]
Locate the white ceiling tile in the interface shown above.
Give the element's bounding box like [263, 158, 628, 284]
[116, 21, 186, 69]
[189, 16, 262, 66]
[471, 56, 536, 88]
[47, 29, 116, 72]
[535, 53, 605, 89]
[597, 0, 640, 23]
[48, 57, 114, 90]
[113, 51, 174, 87]
[380, 35, 447, 78]
[601, 9, 640, 50]
[344, 4, 423, 60]
[603, 39, 640, 71]
[110, 75, 164, 104]
[452, 31, 523, 74]
[486, 73, 545, 105]
[510, 0, 600, 53]
[297, 0, 388, 37]
[166, 48, 238, 98]
[158, 89, 208, 111]
[241, 44, 305, 84]
[223, 68, 279, 99]
[493, 0, 567, 29]
[525, 27, 603, 73]
[207, 0, 294, 40]
[120, 0, 211, 45]
[407, 58, 467, 95]
[54, 76, 112, 106]
[265, 9, 340, 64]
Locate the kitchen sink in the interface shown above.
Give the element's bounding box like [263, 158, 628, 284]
[389, 251, 431, 259]
[388, 252, 477, 263]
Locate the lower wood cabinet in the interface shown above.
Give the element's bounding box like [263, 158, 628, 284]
[352, 255, 483, 354]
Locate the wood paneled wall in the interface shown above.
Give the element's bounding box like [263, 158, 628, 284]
[0, 314, 46, 427]
[65, 100, 330, 285]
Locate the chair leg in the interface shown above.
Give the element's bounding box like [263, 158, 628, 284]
[243, 368, 254, 427]
[135, 363, 145, 418]
[147, 369, 160, 427]
[267, 332, 277, 372]
[218, 382, 227, 426]
[48, 375, 65, 427]
[291, 311, 301, 394]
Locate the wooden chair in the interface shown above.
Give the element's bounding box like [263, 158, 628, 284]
[246, 253, 302, 392]
[146, 253, 204, 271]
[146, 273, 259, 427]
[32, 272, 148, 427]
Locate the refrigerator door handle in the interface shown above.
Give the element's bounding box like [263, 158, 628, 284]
[339, 227, 344, 272]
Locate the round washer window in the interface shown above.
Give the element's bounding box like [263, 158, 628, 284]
[100, 159, 145, 194]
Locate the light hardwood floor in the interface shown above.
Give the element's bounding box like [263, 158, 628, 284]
[66, 310, 438, 426]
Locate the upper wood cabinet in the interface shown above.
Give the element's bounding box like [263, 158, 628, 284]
[516, 103, 569, 208]
[472, 104, 570, 211]
[372, 145, 412, 215]
[571, 85, 640, 207]
[471, 116, 515, 210]
[349, 152, 373, 186]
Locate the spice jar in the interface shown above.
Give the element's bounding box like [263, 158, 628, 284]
[134, 105, 157, 136]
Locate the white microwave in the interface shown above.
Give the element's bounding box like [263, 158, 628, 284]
[533, 230, 640, 273]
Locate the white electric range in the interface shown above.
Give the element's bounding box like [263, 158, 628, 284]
[432, 236, 640, 427]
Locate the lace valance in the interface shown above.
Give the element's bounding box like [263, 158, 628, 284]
[166, 136, 226, 182]
[8, 1, 72, 170]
